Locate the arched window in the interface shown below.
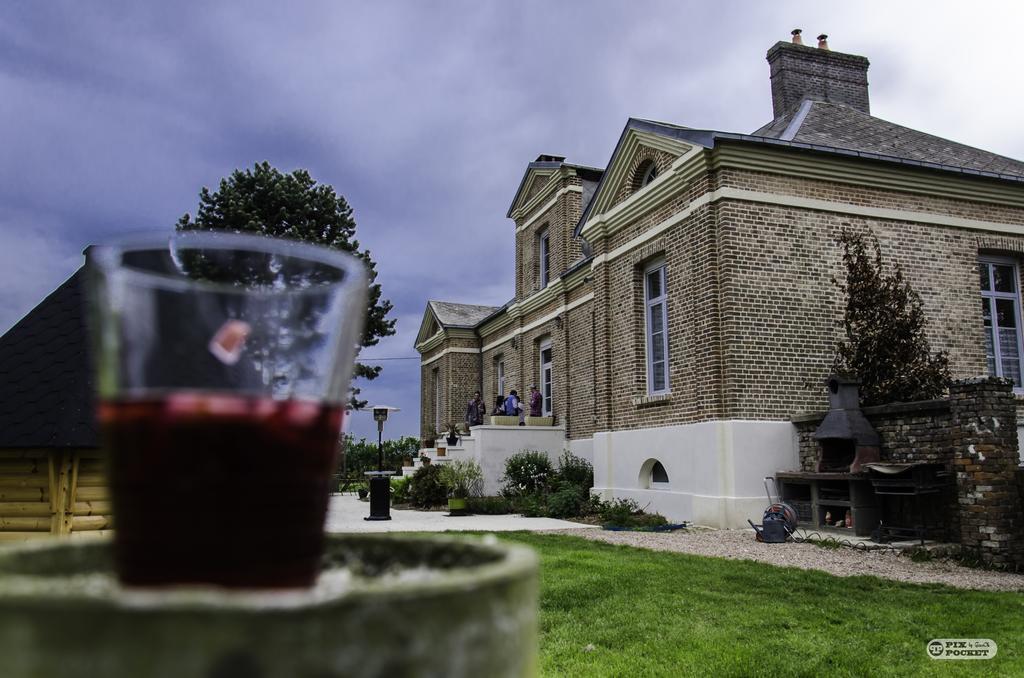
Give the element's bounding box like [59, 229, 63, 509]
[632, 159, 659, 193]
[639, 458, 670, 489]
[641, 162, 658, 186]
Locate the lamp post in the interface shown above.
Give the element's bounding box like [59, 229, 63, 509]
[364, 405, 400, 521]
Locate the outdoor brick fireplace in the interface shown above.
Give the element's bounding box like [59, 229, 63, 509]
[787, 377, 1024, 567]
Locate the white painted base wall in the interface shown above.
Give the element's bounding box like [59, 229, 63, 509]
[568, 438, 594, 467]
[590, 420, 799, 528]
[444, 425, 567, 496]
[434, 420, 799, 529]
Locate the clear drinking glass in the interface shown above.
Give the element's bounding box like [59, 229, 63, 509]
[86, 231, 366, 588]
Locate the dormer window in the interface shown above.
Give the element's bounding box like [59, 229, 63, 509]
[539, 228, 550, 288]
[641, 162, 658, 186]
[631, 159, 660, 194]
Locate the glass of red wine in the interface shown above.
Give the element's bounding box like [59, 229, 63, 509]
[86, 231, 366, 588]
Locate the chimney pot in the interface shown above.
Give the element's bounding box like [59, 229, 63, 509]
[817, 34, 829, 50]
[791, 29, 803, 45]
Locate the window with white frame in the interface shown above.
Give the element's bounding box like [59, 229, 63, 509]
[980, 257, 1024, 389]
[539, 228, 550, 288]
[539, 339, 553, 417]
[644, 260, 670, 394]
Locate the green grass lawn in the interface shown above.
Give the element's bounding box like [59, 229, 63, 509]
[496, 533, 1023, 677]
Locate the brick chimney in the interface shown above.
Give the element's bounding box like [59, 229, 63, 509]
[766, 38, 870, 119]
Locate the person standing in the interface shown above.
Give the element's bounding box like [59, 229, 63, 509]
[529, 384, 542, 418]
[504, 390, 522, 420]
[465, 391, 486, 427]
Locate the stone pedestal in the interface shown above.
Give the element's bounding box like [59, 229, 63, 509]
[0, 534, 539, 677]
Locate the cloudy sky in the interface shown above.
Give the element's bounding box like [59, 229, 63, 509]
[3, 1, 1023, 440]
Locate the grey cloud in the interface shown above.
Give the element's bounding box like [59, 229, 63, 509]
[3, 1, 1023, 439]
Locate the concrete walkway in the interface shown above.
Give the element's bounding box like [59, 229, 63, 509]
[325, 494, 598, 533]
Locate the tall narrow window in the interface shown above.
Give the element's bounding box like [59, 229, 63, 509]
[496, 358, 506, 399]
[539, 339, 553, 416]
[432, 367, 441, 432]
[645, 260, 670, 394]
[980, 257, 1024, 388]
[539, 228, 550, 288]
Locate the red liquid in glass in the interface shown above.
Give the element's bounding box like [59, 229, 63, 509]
[98, 394, 343, 588]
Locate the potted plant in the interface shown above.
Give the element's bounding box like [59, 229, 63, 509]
[419, 453, 432, 466]
[421, 425, 437, 450]
[444, 422, 461, 447]
[440, 459, 484, 516]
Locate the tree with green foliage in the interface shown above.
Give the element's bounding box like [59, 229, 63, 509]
[177, 162, 395, 408]
[832, 230, 950, 406]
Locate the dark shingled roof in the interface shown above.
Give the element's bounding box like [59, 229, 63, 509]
[0, 269, 97, 448]
[752, 100, 1024, 177]
[574, 114, 1024, 239]
[428, 300, 500, 328]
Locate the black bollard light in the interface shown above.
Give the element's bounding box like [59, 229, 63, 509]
[364, 405, 399, 521]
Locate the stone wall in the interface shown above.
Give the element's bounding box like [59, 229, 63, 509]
[949, 378, 1024, 567]
[792, 377, 1023, 567]
[793, 399, 953, 472]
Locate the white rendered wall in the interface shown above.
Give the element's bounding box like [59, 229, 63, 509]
[567, 438, 594, 466]
[456, 425, 568, 495]
[591, 420, 798, 528]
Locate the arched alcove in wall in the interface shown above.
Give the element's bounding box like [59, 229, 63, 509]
[638, 458, 670, 489]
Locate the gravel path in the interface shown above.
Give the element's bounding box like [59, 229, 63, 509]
[553, 527, 1024, 592]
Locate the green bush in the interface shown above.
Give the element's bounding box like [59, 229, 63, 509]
[408, 464, 447, 508]
[512, 493, 547, 518]
[390, 475, 412, 505]
[546, 483, 588, 519]
[500, 451, 597, 518]
[466, 496, 514, 514]
[556, 451, 593, 489]
[596, 498, 669, 528]
[501, 451, 554, 498]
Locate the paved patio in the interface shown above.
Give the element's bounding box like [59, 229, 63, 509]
[325, 494, 598, 533]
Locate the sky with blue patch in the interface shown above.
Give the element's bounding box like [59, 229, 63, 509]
[2, 1, 1022, 441]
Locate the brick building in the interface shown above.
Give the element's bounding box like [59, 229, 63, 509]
[416, 35, 1024, 528]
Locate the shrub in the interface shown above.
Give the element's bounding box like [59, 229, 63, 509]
[390, 475, 411, 505]
[833, 230, 950, 405]
[596, 498, 669, 528]
[556, 451, 593, 490]
[439, 459, 484, 499]
[466, 496, 514, 515]
[408, 464, 447, 508]
[498, 451, 596, 518]
[546, 483, 588, 519]
[512, 493, 547, 518]
[597, 497, 643, 525]
[501, 451, 554, 498]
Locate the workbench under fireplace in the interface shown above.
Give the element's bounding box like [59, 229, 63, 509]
[775, 472, 879, 537]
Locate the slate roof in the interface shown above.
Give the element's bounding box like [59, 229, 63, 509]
[0, 269, 97, 448]
[752, 100, 1024, 177]
[574, 114, 1024, 238]
[428, 300, 500, 328]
